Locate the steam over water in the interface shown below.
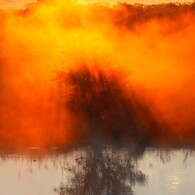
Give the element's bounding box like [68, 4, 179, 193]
[0, 0, 195, 147]
[1, 1, 195, 195]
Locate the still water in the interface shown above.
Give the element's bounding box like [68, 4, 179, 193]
[0, 144, 195, 195]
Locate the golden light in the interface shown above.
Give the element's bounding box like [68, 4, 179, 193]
[0, 0, 195, 147]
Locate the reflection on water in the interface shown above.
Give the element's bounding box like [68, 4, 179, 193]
[53, 144, 147, 195]
[0, 144, 195, 195]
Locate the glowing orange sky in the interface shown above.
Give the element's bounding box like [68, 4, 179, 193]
[0, 0, 193, 8]
[0, 0, 35, 8]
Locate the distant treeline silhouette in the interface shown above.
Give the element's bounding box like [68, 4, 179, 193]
[13, 2, 195, 30]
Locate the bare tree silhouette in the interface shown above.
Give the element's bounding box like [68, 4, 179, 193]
[58, 66, 168, 146]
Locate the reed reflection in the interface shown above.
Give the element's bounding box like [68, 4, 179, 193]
[54, 143, 147, 195]
[0, 144, 195, 195]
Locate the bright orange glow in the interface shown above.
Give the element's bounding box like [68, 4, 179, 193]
[1, 1, 195, 147]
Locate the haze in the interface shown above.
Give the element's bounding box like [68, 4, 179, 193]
[0, 0, 193, 9]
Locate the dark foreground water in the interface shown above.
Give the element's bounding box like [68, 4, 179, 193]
[0, 143, 195, 195]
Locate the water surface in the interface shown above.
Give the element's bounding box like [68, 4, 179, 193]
[0, 144, 195, 195]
